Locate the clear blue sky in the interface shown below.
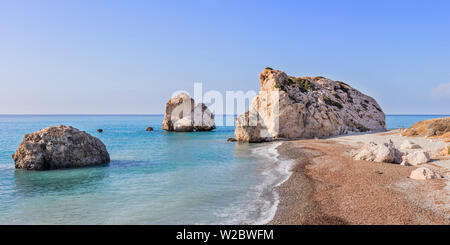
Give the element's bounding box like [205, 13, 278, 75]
[1, 0, 449, 114]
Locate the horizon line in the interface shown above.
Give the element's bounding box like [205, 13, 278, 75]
[0, 113, 449, 116]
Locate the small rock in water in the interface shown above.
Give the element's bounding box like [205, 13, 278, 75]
[146, 126, 154, 131]
[97, 129, 103, 133]
[227, 138, 237, 142]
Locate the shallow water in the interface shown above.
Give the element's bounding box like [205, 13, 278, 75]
[0, 114, 447, 224]
[0, 115, 291, 224]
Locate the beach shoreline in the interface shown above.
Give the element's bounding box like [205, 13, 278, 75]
[267, 131, 450, 225]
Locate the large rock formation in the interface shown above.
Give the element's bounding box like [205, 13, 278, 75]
[12, 125, 110, 170]
[162, 93, 215, 132]
[235, 68, 386, 142]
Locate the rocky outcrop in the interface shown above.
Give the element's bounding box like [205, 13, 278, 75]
[402, 117, 450, 138]
[12, 125, 110, 170]
[162, 93, 215, 132]
[235, 68, 385, 142]
[410, 167, 442, 180]
[146, 126, 154, 131]
[353, 140, 403, 163]
[402, 151, 431, 166]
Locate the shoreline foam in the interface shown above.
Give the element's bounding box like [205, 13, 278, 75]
[250, 142, 295, 225]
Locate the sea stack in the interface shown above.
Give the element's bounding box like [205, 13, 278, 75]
[235, 68, 386, 142]
[162, 93, 215, 132]
[12, 125, 110, 170]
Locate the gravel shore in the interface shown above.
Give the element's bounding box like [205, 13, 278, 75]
[269, 131, 450, 225]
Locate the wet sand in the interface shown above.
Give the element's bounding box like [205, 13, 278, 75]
[269, 133, 450, 225]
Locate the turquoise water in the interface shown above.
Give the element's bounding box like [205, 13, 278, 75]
[0, 114, 448, 224]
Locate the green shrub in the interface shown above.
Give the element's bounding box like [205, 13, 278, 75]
[265, 67, 273, 70]
[313, 76, 326, 81]
[356, 124, 370, 132]
[336, 81, 349, 93]
[336, 81, 350, 86]
[291, 77, 316, 93]
[284, 78, 294, 85]
[332, 91, 342, 101]
[275, 83, 288, 93]
[361, 103, 368, 110]
[323, 95, 343, 109]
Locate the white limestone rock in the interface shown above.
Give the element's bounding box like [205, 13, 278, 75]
[403, 151, 431, 166]
[235, 68, 386, 142]
[353, 140, 403, 163]
[400, 140, 422, 150]
[410, 167, 442, 180]
[162, 93, 215, 132]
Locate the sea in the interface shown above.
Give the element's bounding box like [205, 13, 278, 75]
[0, 114, 447, 224]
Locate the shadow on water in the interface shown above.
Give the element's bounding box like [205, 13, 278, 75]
[13, 165, 109, 196]
[12, 159, 176, 198]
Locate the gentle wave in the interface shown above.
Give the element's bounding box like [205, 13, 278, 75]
[250, 142, 295, 225]
[0, 164, 14, 170]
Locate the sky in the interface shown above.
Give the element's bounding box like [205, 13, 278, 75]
[0, 0, 449, 114]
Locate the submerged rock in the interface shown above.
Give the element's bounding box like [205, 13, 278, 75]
[353, 140, 403, 163]
[410, 167, 442, 180]
[235, 68, 386, 142]
[162, 93, 215, 132]
[12, 125, 110, 170]
[97, 129, 103, 133]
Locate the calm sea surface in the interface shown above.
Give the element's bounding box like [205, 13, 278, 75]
[0, 114, 447, 224]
